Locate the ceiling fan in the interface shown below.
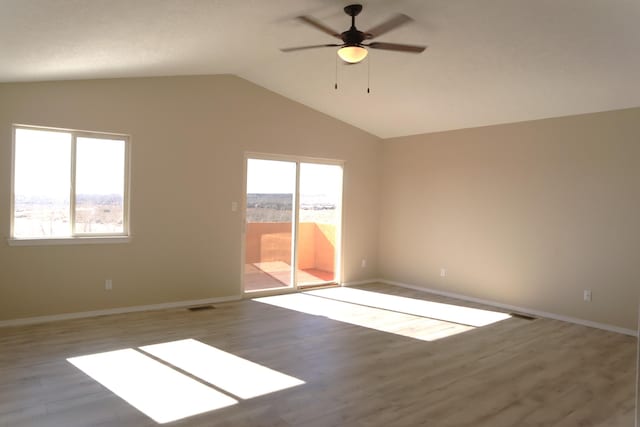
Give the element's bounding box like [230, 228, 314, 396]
[281, 4, 426, 64]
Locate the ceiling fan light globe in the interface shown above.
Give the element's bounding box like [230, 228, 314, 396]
[337, 46, 368, 63]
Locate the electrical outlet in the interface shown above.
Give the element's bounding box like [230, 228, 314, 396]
[440, 268, 447, 277]
[583, 289, 592, 302]
[105, 279, 113, 291]
[231, 201, 238, 212]
[361, 259, 367, 268]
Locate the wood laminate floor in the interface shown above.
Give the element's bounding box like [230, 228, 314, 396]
[0, 283, 636, 427]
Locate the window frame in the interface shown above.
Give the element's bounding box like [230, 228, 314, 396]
[9, 124, 132, 246]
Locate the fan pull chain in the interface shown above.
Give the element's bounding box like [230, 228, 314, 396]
[367, 54, 371, 94]
[334, 54, 338, 90]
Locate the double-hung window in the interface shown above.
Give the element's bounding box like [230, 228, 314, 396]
[10, 125, 130, 244]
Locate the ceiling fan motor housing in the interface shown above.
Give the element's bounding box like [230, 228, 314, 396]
[341, 29, 366, 46]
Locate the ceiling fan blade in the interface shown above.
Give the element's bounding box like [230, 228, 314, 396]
[367, 42, 426, 53]
[364, 14, 412, 39]
[297, 16, 342, 39]
[280, 44, 341, 52]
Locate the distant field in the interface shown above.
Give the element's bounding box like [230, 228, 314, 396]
[247, 193, 338, 224]
[13, 194, 123, 236]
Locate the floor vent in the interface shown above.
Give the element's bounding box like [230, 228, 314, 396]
[188, 305, 215, 312]
[510, 312, 536, 321]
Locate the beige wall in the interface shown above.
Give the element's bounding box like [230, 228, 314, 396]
[0, 75, 381, 320]
[380, 108, 640, 330]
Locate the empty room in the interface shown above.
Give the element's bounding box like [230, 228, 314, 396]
[0, 1, 639, 426]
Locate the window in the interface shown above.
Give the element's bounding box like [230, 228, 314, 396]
[11, 125, 130, 243]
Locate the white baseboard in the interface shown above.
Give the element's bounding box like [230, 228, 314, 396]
[343, 278, 637, 337]
[0, 294, 242, 328]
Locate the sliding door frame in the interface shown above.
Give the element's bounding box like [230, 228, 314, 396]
[241, 152, 344, 297]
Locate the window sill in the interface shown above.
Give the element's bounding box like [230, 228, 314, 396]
[7, 236, 131, 247]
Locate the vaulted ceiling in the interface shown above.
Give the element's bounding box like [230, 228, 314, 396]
[2, 0, 639, 138]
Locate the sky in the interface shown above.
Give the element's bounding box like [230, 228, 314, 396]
[76, 136, 125, 195]
[14, 128, 125, 197]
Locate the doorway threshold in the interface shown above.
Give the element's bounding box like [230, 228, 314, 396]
[298, 282, 339, 291]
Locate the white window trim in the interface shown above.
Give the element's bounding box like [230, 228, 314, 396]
[8, 124, 132, 246]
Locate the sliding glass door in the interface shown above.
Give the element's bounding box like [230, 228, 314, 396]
[243, 155, 343, 294]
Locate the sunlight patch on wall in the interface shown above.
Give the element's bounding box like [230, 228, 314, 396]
[67, 348, 237, 424]
[141, 339, 305, 399]
[254, 293, 476, 341]
[306, 287, 512, 327]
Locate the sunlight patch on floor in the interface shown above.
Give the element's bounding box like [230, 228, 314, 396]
[254, 293, 476, 341]
[141, 339, 304, 399]
[67, 348, 237, 424]
[306, 287, 512, 327]
[68, 340, 305, 424]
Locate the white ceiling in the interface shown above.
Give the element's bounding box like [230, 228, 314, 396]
[2, 0, 639, 138]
